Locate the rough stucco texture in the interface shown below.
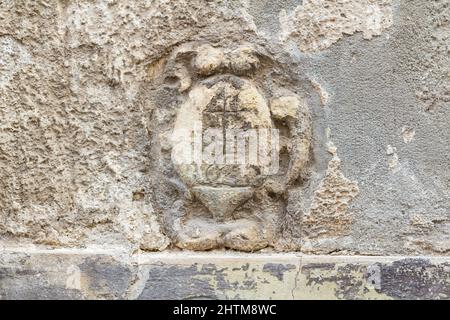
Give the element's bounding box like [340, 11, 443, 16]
[0, 0, 449, 256]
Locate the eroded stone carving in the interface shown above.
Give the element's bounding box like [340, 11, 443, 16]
[149, 42, 312, 251]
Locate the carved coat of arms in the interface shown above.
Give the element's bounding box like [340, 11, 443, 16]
[148, 42, 312, 251]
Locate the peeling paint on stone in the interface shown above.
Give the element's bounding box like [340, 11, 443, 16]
[1, 251, 448, 300]
[263, 263, 297, 281]
[280, 0, 393, 52]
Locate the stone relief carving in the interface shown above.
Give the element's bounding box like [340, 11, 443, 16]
[149, 42, 312, 251]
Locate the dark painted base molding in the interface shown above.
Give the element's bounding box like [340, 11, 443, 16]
[1, 249, 449, 300]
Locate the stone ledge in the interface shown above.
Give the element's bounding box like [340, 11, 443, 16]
[0, 249, 448, 300]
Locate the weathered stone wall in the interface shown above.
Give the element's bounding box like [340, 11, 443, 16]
[0, 0, 448, 299]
